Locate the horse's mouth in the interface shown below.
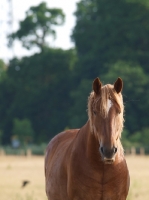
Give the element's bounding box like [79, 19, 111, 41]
[103, 158, 115, 164]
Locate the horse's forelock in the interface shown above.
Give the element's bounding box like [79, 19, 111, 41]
[99, 85, 110, 118]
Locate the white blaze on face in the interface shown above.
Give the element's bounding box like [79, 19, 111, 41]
[107, 99, 113, 114]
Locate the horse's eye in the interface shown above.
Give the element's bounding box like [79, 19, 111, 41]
[93, 111, 97, 115]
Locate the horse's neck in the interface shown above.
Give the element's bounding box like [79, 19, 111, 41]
[75, 121, 102, 163]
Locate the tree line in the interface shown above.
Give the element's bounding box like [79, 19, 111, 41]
[0, 0, 149, 147]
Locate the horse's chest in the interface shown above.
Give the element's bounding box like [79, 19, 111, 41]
[70, 164, 128, 200]
[101, 166, 129, 200]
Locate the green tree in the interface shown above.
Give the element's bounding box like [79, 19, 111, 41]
[0, 48, 76, 144]
[12, 118, 34, 145]
[129, 127, 149, 146]
[0, 2, 77, 145]
[0, 74, 15, 144]
[8, 2, 65, 51]
[69, 79, 92, 128]
[72, 0, 149, 76]
[0, 59, 7, 82]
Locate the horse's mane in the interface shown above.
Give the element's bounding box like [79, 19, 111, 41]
[88, 84, 124, 155]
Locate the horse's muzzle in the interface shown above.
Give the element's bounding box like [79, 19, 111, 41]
[100, 146, 117, 164]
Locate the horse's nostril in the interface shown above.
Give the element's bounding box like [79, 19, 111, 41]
[100, 146, 117, 158]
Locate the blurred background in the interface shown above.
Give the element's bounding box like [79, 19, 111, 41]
[0, 0, 149, 199]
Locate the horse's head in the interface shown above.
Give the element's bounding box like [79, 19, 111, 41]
[88, 77, 124, 164]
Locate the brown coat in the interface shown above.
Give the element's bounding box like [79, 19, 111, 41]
[45, 122, 129, 200]
[45, 77, 130, 200]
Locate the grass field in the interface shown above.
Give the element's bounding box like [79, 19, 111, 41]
[126, 155, 149, 200]
[0, 156, 47, 200]
[0, 155, 149, 200]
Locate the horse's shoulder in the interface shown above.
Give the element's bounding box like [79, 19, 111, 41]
[45, 129, 79, 158]
[49, 129, 79, 145]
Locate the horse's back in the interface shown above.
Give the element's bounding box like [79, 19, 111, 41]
[45, 129, 79, 200]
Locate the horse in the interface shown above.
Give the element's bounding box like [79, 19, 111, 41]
[45, 77, 130, 200]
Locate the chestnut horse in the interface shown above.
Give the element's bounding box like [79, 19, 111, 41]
[45, 77, 130, 200]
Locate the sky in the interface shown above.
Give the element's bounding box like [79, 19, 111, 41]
[0, 0, 79, 61]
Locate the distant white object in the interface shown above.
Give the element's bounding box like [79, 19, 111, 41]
[11, 138, 20, 148]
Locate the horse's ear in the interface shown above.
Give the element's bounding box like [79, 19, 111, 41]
[93, 77, 102, 95]
[114, 77, 123, 93]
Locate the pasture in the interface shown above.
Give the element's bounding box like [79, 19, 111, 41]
[0, 155, 149, 200]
